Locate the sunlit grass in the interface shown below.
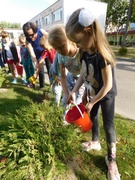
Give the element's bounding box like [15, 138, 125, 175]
[0, 61, 135, 179]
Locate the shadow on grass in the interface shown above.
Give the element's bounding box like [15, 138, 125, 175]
[0, 76, 54, 113]
[74, 153, 107, 180]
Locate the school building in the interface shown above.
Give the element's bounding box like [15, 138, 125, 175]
[29, 0, 107, 32]
[106, 29, 135, 46]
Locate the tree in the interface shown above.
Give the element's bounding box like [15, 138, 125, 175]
[102, 0, 128, 45]
[0, 21, 21, 29]
[122, 0, 133, 46]
[130, 0, 135, 22]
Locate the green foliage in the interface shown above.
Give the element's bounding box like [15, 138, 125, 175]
[0, 21, 21, 29]
[0, 103, 83, 179]
[109, 40, 114, 45]
[118, 47, 128, 55]
[131, 1, 135, 23]
[0, 73, 135, 179]
[102, 0, 128, 31]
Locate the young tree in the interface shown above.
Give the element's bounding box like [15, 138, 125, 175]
[130, 0, 135, 23]
[102, 0, 128, 45]
[122, 0, 133, 46]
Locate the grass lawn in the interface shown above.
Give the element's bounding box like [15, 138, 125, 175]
[111, 45, 135, 59]
[0, 67, 135, 179]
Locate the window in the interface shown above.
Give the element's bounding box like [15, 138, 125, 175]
[52, 7, 62, 22]
[9, 33, 13, 39]
[42, 15, 50, 25]
[35, 20, 38, 27]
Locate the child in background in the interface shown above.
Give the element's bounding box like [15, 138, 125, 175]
[48, 24, 85, 123]
[49, 53, 63, 107]
[19, 35, 35, 87]
[0, 37, 6, 71]
[1, 31, 25, 84]
[0, 37, 10, 74]
[33, 35, 56, 86]
[66, 8, 120, 180]
[13, 37, 26, 84]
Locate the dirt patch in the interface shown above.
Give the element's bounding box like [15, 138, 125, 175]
[0, 88, 8, 93]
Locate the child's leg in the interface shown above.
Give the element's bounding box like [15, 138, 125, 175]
[102, 98, 120, 179]
[23, 65, 30, 82]
[9, 63, 17, 78]
[90, 102, 100, 141]
[29, 63, 35, 78]
[101, 98, 116, 160]
[52, 83, 62, 106]
[45, 57, 51, 77]
[39, 63, 45, 88]
[81, 103, 101, 151]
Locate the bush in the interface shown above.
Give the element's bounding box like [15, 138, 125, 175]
[109, 40, 114, 45]
[118, 47, 127, 55]
[0, 103, 83, 179]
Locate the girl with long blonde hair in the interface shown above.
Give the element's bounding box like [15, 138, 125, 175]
[66, 8, 120, 180]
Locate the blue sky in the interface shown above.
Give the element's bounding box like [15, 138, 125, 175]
[0, 0, 57, 26]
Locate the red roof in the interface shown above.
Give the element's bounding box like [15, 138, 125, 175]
[106, 29, 135, 36]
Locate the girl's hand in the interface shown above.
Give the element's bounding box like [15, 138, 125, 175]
[67, 92, 76, 104]
[87, 102, 94, 113]
[33, 73, 37, 79]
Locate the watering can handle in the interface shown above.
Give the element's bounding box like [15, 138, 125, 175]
[72, 102, 84, 118]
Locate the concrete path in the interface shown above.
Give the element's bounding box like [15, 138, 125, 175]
[115, 59, 135, 120]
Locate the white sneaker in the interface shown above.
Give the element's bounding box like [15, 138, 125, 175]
[62, 110, 70, 126]
[63, 120, 70, 126]
[82, 141, 101, 151]
[105, 156, 121, 180]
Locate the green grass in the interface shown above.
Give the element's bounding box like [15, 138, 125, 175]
[0, 69, 135, 180]
[111, 45, 135, 59]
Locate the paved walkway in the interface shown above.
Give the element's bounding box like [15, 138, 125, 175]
[115, 59, 135, 120]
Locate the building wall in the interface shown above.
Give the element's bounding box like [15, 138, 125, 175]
[29, 0, 105, 31]
[106, 30, 135, 46]
[30, 0, 63, 31]
[0, 28, 23, 39]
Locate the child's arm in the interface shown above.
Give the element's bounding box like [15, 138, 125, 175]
[60, 64, 69, 98]
[67, 73, 84, 104]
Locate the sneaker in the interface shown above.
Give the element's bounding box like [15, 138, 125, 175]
[81, 141, 101, 151]
[28, 83, 35, 88]
[63, 120, 70, 126]
[12, 79, 17, 84]
[105, 156, 121, 180]
[22, 79, 27, 84]
[63, 115, 70, 126]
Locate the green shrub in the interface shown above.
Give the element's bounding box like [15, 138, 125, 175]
[109, 40, 114, 45]
[118, 47, 127, 55]
[0, 102, 83, 179]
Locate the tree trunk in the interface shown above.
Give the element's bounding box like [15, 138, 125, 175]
[122, 0, 133, 47]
